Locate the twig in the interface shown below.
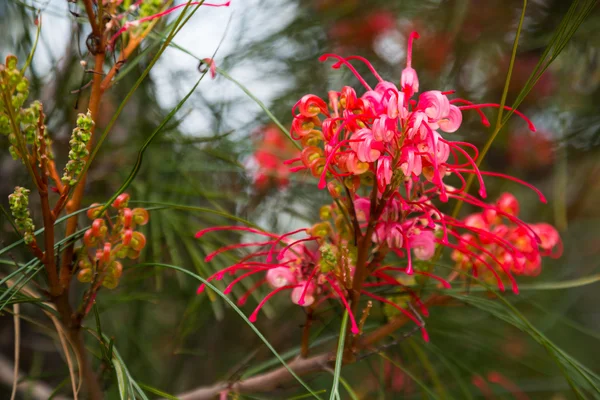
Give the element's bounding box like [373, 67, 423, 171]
[176, 353, 332, 400]
[174, 296, 450, 399]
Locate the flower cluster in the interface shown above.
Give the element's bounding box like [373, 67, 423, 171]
[452, 193, 562, 280]
[196, 32, 561, 339]
[195, 197, 440, 339]
[76, 194, 149, 289]
[8, 186, 35, 245]
[62, 111, 94, 186]
[247, 125, 300, 190]
[0, 55, 52, 162]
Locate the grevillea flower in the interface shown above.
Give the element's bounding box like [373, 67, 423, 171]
[452, 193, 562, 282]
[248, 125, 300, 190]
[196, 32, 561, 342]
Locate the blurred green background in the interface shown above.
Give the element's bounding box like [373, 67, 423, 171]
[1, 0, 600, 398]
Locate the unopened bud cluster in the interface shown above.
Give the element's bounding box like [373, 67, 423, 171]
[62, 111, 94, 185]
[0, 55, 51, 162]
[8, 186, 35, 244]
[76, 193, 149, 289]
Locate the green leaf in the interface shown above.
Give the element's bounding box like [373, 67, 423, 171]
[329, 311, 348, 400]
[113, 355, 129, 400]
[137, 382, 180, 400]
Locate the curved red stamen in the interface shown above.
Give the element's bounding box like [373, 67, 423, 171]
[206, 240, 275, 262]
[266, 228, 308, 262]
[360, 290, 428, 341]
[248, 285, 298, 322]
[452, 169, 546, 203]
[447, 193, 541, 243]
[406, 31, 420, 68]
[110, 1, 231, 46]
[237, 278, 267, 306]
[195, 226, 276, 239]
[324, 276, 360, 334]
[450, 98, 491, 127]
[298, 265, 320, 305]
[223, 267, 270, 294]
[446, 230, 519, 294]
[379, 267, 451, 289]
[437, 239, 505, 291]
[337, 55, 384, 82]
[276, 237, 319, 260]
[439, 138, 486, 198]
[317, 139, 355, 189]
[457, 103, 535, 132]
[319, 54, 373, 91]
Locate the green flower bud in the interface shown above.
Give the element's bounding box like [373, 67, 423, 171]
[77, 268, 93, 283]
[62, 110, 94, 185]
[102, 274, 119, 289]
[8, 187, 35, 244]
[318, 242, 337, 273]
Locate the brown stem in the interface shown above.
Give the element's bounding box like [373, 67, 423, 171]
[52, 292, 104, 400]
[82, 0, 100, 38]
[177, 353, 332, 400]
[37, 112, 61, 296]
[60, 50, 105, 289]
[175, 296, 452, 400]
[47, 159, 65, 194]
[101, 37, 141, 92]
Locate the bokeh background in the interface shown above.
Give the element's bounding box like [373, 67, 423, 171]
[1, 0, 600, 398]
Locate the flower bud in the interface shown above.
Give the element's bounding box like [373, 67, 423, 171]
[130, 231, 146, 251]
[87, 203, 102, 219]
[102, 275, 119, 289]
[122, 229, 133, 246]
[327, 181, 343, 199]
[108, 261, 123, 279]
[496, 193, 520, 217]
[8, 187, 35, 244]
[62, 111, 94, 185]
[132, 208, 149, 225]
[266, 267, 296, 288]
[319, 205, 332, 220]
[91, 219, 105, 237]
[101, 242, 112, 263]
[310, 222, 330, 238]
[122, 207, 133, 228]
[291, 282, 315, 307]
[77, 268, 93, 283]
[127, 248, 141, 260]
[112, 193, 130, 209]
[83, 229, 97, 247]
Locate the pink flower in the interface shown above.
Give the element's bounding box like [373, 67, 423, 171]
[417, 90, 451, 125]
[438, 105, 462, 133]
[497, 193, 520, 217]
[401, 32, 420, 96]
[531, 223, 562, 257]
[349, 128, 381, 162]
[399, 146, 423, 178]
[410, 230, 436, 260]
[377, 156, 393, 193]
[266, 267, 297, 288]
[291, 281, 316, 306]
